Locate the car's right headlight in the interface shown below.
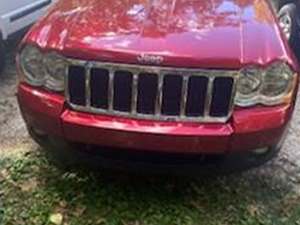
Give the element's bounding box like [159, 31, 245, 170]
[19, 45, 66, 92]
[19, 45, 46, 86]
[235, 62, 296, 107]
[44, 53, 67, 92]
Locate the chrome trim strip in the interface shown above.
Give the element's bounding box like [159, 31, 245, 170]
[65, 66, 70, 104]
[204, 77, 215, 117]
[67, 102, 236, 123]
[180, 75, 189, 117]
[131, 73, 139, 114]
[85, 66, 91, 107]
[64, 58, 238, 123]
[229, 74, 239, 114]
[108, 69, 114, 112]
[155, 74, 164, 115]
[65, 59, 237, 77]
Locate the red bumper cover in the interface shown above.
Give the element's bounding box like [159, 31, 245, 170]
[18, 84, 292, 154]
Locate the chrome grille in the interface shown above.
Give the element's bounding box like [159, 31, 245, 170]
[65, 60, 238, 123]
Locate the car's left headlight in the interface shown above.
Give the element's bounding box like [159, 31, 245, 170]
[261, 62, 294, 99]
[235, 62, 296, 107]
[19, 45, 66, 92]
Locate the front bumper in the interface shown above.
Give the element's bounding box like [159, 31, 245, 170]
[18, 84, 293, 154]
[28, 129, 281, 175]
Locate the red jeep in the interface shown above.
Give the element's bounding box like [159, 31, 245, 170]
[17, 0, 299, 173]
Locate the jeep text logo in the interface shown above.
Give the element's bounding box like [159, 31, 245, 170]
[137, 53, 164, 65]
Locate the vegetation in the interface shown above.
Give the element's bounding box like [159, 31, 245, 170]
[0, 150, 300, 225]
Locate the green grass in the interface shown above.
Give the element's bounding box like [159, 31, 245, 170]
[0, 151, 299, 225]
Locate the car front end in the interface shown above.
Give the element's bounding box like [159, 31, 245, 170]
[16, 0, 299, 173]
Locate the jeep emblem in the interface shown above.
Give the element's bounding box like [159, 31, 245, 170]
[137, 53, 164, 65]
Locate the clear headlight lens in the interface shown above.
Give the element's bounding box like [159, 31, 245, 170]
[237, 67, 262, 95]
[235, 67, 262, 106]
[261, 63, 294, 98]
[44, 53, 66, 91]
[235, 62, 296, 107]
[19, 45, 66, 92]
[20, 45, 45, 86]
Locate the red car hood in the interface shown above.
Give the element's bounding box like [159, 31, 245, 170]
[25, 0, 293, 69]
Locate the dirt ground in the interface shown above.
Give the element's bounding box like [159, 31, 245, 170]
[0, 44, 31, 153]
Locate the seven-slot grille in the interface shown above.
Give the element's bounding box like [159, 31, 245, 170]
[66, 61, 237, 123]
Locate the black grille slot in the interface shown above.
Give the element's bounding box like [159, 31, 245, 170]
[68, 66, 86, 106]
[90, 68, 109, 109]
[113, 71, 133, 112]
[162, 75, 183, 116]
[210, 77, 234, 117]
[137, 73, 158, 114]
[186, 76, 208, 117]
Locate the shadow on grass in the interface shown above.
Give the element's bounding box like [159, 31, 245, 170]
[1, 147, 298, 225]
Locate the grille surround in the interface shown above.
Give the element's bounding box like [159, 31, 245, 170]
[65, 59, 238, 123]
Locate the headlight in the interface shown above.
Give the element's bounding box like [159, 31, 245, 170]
[235, 62, 296, 107]
[44, 53, 67, 91]
[261, 63, 294, 98]
[19, 45, 66, 92]
[235, 67, 262, 106]
[19, 45, 45, 86]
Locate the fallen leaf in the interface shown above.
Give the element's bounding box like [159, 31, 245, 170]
[19, 178, 38, 192]
[49, 213, 63, 225]
[72, 206, 86, 217]
[247, 204, 261, 217]
[0, 169, 9, 182]
[59, 201, 68, 208]
[96, 218, 106, 224]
